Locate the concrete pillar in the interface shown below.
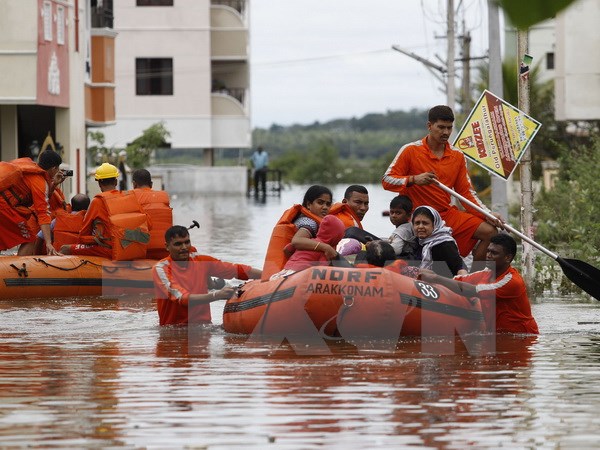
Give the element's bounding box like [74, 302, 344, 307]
[0, 105, 18, 160]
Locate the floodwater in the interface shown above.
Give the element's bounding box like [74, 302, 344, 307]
[1, 184, 599, 448]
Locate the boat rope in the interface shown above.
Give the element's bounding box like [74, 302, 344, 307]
[9, 263, 28, 278]
[34, 258, 91, 271]
[32, 258, 152, 273]
[258, 275, 291, 335]
[318, 301, 353, 342]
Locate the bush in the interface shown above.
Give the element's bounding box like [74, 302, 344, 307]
[533, 135, 600, 295]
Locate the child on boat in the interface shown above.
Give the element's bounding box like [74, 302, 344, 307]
[388, 195, 418, 259]
[271, 215, 346, 279]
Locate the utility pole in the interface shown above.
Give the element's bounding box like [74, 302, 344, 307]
[446, 0, 456, 110]
[460, 24, 472, 111]
[517, 30, 535, 287]
[488, 0, 508, 220]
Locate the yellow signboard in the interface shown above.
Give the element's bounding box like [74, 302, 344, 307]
[453, 90, 541, 180]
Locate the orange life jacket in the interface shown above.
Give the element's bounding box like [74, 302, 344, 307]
[132, 188, 173, 260]
[53, 209, 86, 250]
[261, 204, 323, 281]
[0, 158, 47, 207]
[49, 188, 68, 217]
[329, 203, 363, 229]
[93, 191, 150, 261]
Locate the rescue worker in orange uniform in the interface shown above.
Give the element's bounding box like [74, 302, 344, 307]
[418, 234, 539, 334]
[153, 225, 262, 326]
[60, 163, 149, 260]
[0, 151, 63, 256]
[131, 168, 173, 260]
[382, 105, 503, 261]
[329, 185, 370, 229]
[51, 194, 91, 250]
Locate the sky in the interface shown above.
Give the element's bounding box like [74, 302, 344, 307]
[250, 0, 492, 128]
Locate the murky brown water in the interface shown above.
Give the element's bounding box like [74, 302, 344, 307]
[1, 185, 599, 448]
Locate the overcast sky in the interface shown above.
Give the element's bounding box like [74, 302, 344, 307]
[250, 0, 492, 128]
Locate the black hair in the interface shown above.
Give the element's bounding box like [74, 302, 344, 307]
[38, 150, 62, 170]
[365, 240, 396, 267]
[165, 225, 189, 244]
[98, 177, 117, 187]
[71, 193, 90, 212]
[428, 105, 454, 123]
[132, 168, 152, 187]
[344, 185, 368, 199]
[390, 195, 413, 213]
[302, 185, 332, 207]
[490, 233, 517, 259]
[412, 206, 435, 223]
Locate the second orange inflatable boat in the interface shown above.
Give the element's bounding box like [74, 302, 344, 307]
[0, 255, 155, 300]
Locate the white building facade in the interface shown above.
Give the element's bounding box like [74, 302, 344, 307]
[554, 0, 600, 121]
[0, 0, 90, 195]
[100, 0, 250, 161]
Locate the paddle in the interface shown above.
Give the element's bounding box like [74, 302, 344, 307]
[433, 179, 600, 300]
[188, 220, 200, 230]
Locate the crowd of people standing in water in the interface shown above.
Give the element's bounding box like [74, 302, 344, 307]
[0, 104, 537, 334]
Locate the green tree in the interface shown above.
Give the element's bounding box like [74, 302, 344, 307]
[534, 135, 600, 295]
[125, 122, 170, 168]
[87, 130, 113, 165]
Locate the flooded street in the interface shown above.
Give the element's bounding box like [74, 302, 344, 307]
[1, 185, 600, 448]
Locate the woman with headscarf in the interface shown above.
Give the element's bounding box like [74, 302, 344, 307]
[412, 205, 467, 277]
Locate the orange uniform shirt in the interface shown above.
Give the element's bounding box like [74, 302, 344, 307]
[78, 190, 118, 245]
[153, 253, 253, 326]
[23, 173, 52, 226]
[455, 266, 539, 334]
[382, 137, 491, 255]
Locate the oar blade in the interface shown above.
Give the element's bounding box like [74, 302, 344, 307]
[556, 257, 600, 300]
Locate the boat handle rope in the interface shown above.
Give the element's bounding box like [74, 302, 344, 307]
[32, 258, 152, 273]
[34, 258, 89, 271]
[318, 299, 354, 342]
[9, 263, 28, 278]
[258, 275, 293, 335]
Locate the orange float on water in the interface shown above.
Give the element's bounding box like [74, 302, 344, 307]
[0, 255, 155, 300]
[223, 266, 486, 339]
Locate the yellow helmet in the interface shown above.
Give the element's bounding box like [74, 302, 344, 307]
[95, 162, 119, 180]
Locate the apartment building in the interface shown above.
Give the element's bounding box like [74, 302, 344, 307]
[99, 0, 251, 163]
[0, 0, 115, 195]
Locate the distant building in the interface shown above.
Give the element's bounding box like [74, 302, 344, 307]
[504, 0, 600, 122]
[554, 0, 600, 121]
[98, 0, 251, 164]
[0, 0, 116, 195]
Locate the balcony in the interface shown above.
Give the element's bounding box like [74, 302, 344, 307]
[91, 0, 114, 29]
[211, 0, 246, 17]
[210, 1, 248, 61]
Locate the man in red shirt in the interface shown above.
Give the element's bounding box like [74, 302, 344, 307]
[418, 234, 539, 334]
[382, 105, 502, 261]
[153, 225, 262, 326]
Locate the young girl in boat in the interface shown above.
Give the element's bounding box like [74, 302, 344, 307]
[271, 215, 346, 279]
[261, 185, 335, 280]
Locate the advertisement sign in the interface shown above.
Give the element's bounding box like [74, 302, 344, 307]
[453, 90, 541, 180]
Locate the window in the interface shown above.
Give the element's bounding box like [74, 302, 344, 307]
[136, 58, 173, 95]
[137, 0, 174, 5]
[546, 52, 555, 70]
[43, 1, 53, 42]
[57, 6, 65, 45]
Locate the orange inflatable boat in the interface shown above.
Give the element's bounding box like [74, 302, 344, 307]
[223, 266, 486, 339]
[0, 255, 155, 300]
